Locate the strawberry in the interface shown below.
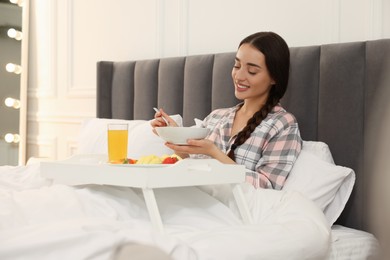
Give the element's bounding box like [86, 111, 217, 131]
[123, 158, 137, 164]
[162, 157, 179, 164]
[128, 158, 137, 164]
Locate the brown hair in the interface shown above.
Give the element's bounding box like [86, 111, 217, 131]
[227, 32, 290, 160]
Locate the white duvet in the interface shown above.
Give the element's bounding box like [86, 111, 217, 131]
[0, 163, 330, 260]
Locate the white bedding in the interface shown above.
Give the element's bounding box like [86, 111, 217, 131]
[0, 163, 331, 260]
[328, 225, 382, 260]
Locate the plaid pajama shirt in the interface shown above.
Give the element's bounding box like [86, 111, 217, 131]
[191, 103, 302, 190]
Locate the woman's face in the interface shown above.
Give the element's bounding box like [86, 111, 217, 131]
[232, 43, 275, 104]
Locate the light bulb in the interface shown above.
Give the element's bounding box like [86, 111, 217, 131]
[5, 63, 22, 74]
[4, 97, 21, 109]
[4, 133, 20, 143]
[7, 28, 22, 41]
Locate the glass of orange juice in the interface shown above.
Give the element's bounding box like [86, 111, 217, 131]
[107, 124, 128, 163]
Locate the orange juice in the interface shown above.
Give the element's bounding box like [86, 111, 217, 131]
[107, 124, 128, 163]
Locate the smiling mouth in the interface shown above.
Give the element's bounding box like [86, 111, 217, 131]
[236, 83, 250, 89]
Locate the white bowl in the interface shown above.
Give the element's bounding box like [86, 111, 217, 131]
[155, 127, 210, 145]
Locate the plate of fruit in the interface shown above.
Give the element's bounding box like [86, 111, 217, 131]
[109, 154, 182, 167]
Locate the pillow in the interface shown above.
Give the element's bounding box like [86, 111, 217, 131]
[78, 118, 144, 155]
[302, 140, 335, 164]
[77, 116, 183, 159]
[283, 149, 355, 226]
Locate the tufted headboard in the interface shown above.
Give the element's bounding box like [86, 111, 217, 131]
[96, 39, 390, 233]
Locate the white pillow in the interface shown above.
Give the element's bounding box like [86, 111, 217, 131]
[77, 116, 183, 159]
[283, 149, 355, 226]
[78, 118, 144, 155]
[302, 140, 334, 164]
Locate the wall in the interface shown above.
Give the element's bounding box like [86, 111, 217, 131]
[26, 0, 390, 161]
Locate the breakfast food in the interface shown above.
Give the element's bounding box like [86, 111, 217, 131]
[136, 155, 163, 164]
[122, 158, 137, 164]
[162, 156, 179, 164]
[121, 154, 182, 165]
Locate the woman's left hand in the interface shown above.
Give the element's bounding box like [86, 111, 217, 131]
[165, 139, 236, 164]
[165, 139, 217, 157]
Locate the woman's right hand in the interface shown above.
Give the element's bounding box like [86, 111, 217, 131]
[151, 108, 178, 135]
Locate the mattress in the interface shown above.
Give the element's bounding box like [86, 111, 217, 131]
[328, 225, 382, 260]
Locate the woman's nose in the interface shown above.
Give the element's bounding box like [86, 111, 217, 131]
[234, 68, 245, 81]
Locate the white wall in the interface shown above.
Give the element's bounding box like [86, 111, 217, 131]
[26, 0, 390, 161]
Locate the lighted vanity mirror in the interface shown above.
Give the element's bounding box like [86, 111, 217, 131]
[0, 0, 29, 166]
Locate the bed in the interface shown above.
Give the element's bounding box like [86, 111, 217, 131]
[1, 39, 388, 259]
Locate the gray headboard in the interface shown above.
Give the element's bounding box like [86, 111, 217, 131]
[96, 39, 390, 233]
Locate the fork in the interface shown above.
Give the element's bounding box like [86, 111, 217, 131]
[153, 107, 169, 126]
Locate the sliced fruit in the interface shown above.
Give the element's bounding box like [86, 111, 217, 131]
[122, 158, 137, 164]
[162, 157, 179, 164]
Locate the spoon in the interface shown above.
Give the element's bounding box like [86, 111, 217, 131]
[153, 107, 169, 126]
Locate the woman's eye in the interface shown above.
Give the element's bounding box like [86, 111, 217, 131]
[233, 65, 240, 69]
[248, 71, 256, 75]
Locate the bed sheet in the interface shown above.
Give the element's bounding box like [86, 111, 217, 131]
[0, 163, 330, 260]
[327, 225, 382, 260]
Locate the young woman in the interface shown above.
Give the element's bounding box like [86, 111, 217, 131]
[151, 32, 302, 190]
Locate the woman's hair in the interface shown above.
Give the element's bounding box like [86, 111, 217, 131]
[227, 32, 290, 160]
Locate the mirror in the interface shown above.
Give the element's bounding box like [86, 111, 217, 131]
[0, 0, 28, 166]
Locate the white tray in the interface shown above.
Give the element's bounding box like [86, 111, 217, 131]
[41, 154, 253, 233]
[41, 154, 247, 188]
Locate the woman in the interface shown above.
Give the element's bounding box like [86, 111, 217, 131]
[152, 32, 302, 190]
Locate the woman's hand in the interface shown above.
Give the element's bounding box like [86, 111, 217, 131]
[151, 108, 178, 135]
[165, 139, 236, 164]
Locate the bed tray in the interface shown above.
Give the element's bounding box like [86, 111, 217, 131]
[41, 154, 253, 233]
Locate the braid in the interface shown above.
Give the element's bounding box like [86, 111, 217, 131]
[227, 93, 279, 161]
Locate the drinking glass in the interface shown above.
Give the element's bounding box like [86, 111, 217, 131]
[107, 124, 128, 163]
